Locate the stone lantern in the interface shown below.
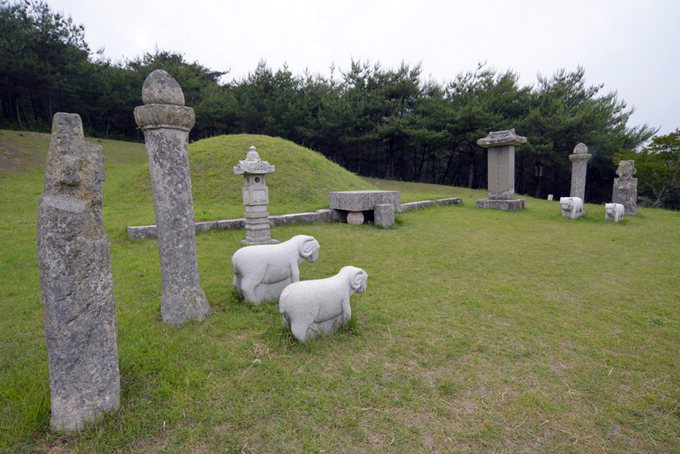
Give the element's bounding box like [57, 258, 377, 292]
[234, 146, 278, 244]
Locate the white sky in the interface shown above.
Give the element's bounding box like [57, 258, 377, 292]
[46, 0, 680, 135]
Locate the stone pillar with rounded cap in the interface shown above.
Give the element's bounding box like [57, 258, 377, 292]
[568, 143, 591, 200]
[476, 129, 527, 211]
[234, 146, 278, 244]
[133, 70, 210, 325]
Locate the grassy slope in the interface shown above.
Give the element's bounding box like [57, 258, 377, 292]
[0, 130, 678, 453]
[112, 134, 376, 225]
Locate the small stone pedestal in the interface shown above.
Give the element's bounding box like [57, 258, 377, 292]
[476, 129, 527, 211]
[569, 143, 591, 200]
[612, 160, 638, 215]
[234, 146, 278, 244]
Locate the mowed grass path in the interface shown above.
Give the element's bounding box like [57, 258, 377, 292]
[0, 131, 678, 453]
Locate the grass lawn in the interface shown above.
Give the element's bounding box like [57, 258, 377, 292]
[1, 130, 678, 453]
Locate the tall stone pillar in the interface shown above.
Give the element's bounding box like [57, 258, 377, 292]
[476, 129, 527, 211]
[37, 113, 120, 432]
[234, 146, 278, 244]
[612, 160, 638, 215]
[568, 143, 591, 200]
[134, 70, 210, 324]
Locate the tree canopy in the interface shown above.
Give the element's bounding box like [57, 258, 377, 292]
[0, 0, 662, 203]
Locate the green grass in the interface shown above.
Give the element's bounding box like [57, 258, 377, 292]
[1, 130, 679, 453]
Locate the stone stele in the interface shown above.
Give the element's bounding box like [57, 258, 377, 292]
[612, 160, 638, 215]
[476, 129, 527, 211]
[280, 266, 368, 342]
[231, 235, 320, 305]
[37, 113, 120, 432]
[568, 143, 591, 200]
[134, 70, 210, 324]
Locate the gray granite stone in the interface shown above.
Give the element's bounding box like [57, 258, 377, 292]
[476, 129, 527, 211]
[569, 143, 591, 200]
[399, 197, 462, 212]
[346, 211, 365, 225]
[37, 113, 120, 432]
[475, 198, 526, 210]
[330, 190, 400, 212]
[612, 160, 638, 215]
[134, 70, 209, 324]
[374, 204, 394, 227]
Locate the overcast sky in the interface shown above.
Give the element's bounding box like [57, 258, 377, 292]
[46, 0, 679, 135]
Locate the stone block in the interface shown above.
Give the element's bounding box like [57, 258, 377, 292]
[475, 198, 526, 211]
[330, 190, 400, 212]
[374, 203, 395, 227]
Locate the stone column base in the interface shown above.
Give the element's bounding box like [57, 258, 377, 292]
[476, 198, 526, 211]
[242, 238, 280, 246]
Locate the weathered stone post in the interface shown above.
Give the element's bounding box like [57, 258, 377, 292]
[476, 129, 527, 211]
[134, 70, 210, 324]
[233, 146, 278, 244]
[612, 160, 638, 215]
[37, 113, 120, 432]
[568, 143, 591, 200]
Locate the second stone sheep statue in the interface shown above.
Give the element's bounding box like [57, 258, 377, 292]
[231, 234, 320, 305]
[560, 197, 584, 219]
[605, 203, 625, 222]
[279, 266, 368, 343]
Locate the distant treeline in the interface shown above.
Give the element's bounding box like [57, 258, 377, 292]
[1, 1, 657, 202]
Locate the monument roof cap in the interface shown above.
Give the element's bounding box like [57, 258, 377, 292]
[477, 129, 527, 148]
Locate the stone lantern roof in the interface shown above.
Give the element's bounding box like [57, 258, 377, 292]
[233, 146, 275, 175]
[477, 129, 527, 148]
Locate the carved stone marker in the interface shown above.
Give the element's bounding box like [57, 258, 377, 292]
[233, 146, 277, 244]
[569, 143, 591, 200]
[37, 113, 120, 432]
[232, 235, 320, 305]
[280, 266, 368, 342]
[612, 160, 638, 215]
[476, 129, 527, 211]
[134, 70, 210, 324]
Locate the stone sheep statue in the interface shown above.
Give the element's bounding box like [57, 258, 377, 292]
[605, 203, 625, 222]
[231, 234, 320, 305]
[279, 266, 368, 343]
[560, 197, 584, 219]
